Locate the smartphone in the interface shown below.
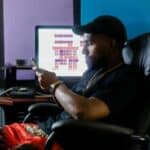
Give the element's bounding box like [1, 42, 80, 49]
[31, 58, 38, 71]
[31, 58, 43, 73]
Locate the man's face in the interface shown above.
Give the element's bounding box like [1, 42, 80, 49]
[82, 33, 114, 69]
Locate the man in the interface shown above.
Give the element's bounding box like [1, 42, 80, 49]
[35, 15, 137, 133]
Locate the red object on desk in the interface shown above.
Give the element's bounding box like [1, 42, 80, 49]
[3, 123, 47, 150]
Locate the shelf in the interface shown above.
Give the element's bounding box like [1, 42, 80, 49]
[11, 65, 33, 69]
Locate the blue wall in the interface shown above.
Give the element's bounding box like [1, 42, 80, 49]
[81, 0, 150, 39]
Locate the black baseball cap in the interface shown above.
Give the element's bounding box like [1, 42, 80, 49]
[73, 15, 127, 48]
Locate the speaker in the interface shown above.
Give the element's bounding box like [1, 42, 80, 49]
[5, 67, 16, 88]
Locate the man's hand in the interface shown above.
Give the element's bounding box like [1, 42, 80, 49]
[33, 67, 59, 91]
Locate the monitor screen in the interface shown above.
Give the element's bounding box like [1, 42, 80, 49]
[36, 26, 87, 77]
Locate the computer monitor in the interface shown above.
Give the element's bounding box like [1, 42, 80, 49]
[36, 26, 87, 77]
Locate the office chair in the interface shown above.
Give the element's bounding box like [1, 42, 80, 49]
[23, 32, 150, 150]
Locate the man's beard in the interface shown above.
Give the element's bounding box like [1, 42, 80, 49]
[85, 56, 107, 70]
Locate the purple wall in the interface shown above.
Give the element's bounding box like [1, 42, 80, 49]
[3, 0, 73, 79]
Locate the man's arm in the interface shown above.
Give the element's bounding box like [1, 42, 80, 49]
[34, 68, 109, 120]
[54, 83, 110, 120]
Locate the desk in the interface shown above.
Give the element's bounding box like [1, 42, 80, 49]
[0, 96, 50, 124]
[0, 96, 50, 106]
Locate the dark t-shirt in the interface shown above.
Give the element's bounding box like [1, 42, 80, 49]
[59, 64, 137, 125]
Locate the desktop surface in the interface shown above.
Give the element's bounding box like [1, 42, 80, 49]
[0, 95, 51, 105]
[0, 95, 51, 124]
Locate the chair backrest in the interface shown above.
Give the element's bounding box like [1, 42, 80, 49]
[122, 33, 150, 134]
[123, 32, 150, 76]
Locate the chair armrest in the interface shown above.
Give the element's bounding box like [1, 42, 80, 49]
[45, 120, 135, 150]
[27, 103, 62, 116]
[50, 120, 149, 149]
[52, 120, 133, 136]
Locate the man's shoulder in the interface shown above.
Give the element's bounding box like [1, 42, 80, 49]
[103, 64, 137, 85]
[112, 64, 137, 77]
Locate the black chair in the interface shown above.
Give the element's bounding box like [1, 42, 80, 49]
[23, 33, 150, 150]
